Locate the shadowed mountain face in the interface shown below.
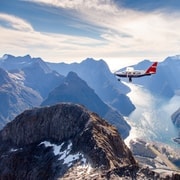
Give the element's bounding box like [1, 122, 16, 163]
[47, 58, 135, 116]
[42, 72, 131, 139]
[0, 103, 137, 179]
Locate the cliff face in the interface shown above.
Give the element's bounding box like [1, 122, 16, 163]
[0, 103, 137, 179]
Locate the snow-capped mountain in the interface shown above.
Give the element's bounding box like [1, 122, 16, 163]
[0, 103, 137, 179]
[0, 54, 51, 73]
[0, 103, 179, 179]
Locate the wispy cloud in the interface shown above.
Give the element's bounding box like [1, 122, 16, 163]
[24, 0, 180, 48]
[0, 13, 33, 32]
[0, 14, 104, 62]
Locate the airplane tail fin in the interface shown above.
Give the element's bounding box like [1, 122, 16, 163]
[145, 62, 158, 74]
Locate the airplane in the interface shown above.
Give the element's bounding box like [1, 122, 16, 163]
[114, 62, 158, 82]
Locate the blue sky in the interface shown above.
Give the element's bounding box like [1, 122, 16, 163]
[0, 0, 180, 70]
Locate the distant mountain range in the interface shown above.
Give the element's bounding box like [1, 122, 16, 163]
[47, 58, 135, 116]
[0, 54, 134, 138]
[0, 54, 180, 138]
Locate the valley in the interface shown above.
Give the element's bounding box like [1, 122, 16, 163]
[124, 81, 180, 150]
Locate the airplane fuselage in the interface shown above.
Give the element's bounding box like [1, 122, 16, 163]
[115, 70, 151, 78]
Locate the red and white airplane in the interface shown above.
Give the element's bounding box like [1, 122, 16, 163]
[114, 62, 158, 82]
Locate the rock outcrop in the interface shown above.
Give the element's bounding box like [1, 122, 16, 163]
[0, 103, 137, 179]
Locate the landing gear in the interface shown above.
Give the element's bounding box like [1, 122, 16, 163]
[129, 77, 132, 82]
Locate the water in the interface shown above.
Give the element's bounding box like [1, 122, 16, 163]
[124, 82, 180, 151]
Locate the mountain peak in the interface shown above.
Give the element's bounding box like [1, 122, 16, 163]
[1, 54, 13, 60]
[66, 71, 79, 80]
[82, 57, 109, 68]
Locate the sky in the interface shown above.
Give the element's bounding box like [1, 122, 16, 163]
[0, 0, 180, 70]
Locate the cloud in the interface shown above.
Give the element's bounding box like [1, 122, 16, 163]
[0, 15, 104, 62]
[1, 1, 180, 67]
[0, 13, 33, 32]
[25, 0, 180, 49]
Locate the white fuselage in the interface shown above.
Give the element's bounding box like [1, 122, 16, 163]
[115, 67, 146, 78]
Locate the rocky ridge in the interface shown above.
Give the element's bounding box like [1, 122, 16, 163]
[0, 103, 179, 179]
[0, 103, 137, 179]
[129, 139, 180, 179]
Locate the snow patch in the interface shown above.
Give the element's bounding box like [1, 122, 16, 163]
[8, 72, 25, 85]
[40, 141, 88, 167]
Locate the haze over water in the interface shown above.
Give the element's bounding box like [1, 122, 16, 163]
[124, 82, 180, 151]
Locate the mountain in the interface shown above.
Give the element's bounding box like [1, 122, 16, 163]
[129, 139, 180, 172]
[42, 72, 130, 138]
[0, 103, 179, 179]
[0, 54, 51, 72]
[0, 54, 64, 98]
[0, 67, 42, 128]
[0, 54, 34, 70]
[47, 58, 135, 116]
[120, 57, 180, 99]
[0, 103, 138, 179]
